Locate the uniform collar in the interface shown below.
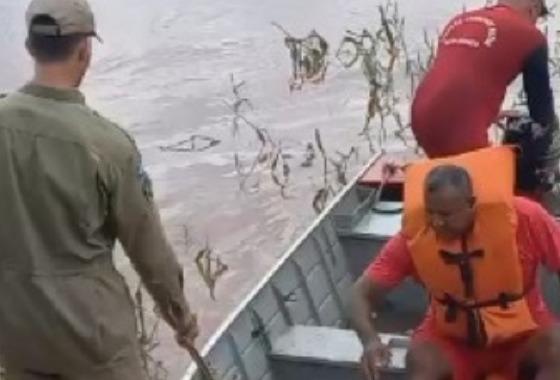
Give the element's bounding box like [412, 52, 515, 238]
[19, 83, 86, 105]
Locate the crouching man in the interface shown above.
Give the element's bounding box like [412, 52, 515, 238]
[352, 147, 560, 380]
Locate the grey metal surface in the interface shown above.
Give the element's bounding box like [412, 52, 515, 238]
[189, 218, 357, 380]
[340, 201, 403, 239]
[270, 326, 407, 369]
[185, 155, 387, 380]
[331, 186, 377, 231]
[270, 326, 407, 380]
[339, 234, 386, 280]
[336, 202, 402, 280]
[188, 184, 428, 380]
[186, 155, 560, 380]
[271, 325, 361, 366]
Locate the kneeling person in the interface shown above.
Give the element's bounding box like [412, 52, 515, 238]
[352, 147, 560, 380]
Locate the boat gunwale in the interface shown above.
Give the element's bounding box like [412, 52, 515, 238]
[183, 152, 384, 379]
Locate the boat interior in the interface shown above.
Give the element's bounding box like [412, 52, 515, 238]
[187, 151, 560, 380]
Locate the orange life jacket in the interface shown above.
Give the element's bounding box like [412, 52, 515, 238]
[403, 147, 538, 347]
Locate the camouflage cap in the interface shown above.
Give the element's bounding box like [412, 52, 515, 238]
[26, 0, 100, 39]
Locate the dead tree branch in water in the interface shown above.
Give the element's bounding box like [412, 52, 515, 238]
[273, 22, 329, 91]
[329, 147, 359, 187]
[312, 129, 332, 214]
[270, 145, 291, 198]
[225, 75, 274, 190]
[183, 226, 229, 302]
[135, 286, 168, 380]
[160, 135, 221, 153]
[335, 0, 432, 154]
[335, 0, 410, 152]
[377, 2, 406, 75]
[311, 129, 359, 214]
[226, 75, 292, 198]
[195, 244, 229, 301]
[300, 142, 316, 168]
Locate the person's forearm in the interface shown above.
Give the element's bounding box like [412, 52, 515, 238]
[109, 144, 193, 331]
[351, 283, 381, 345]
[523, 43, 556, 130]
[121, 210, 191, 327]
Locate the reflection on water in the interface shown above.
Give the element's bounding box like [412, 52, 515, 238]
[2, 0, 558, 378]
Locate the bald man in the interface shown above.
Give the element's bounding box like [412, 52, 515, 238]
[353, 163, 560, 380]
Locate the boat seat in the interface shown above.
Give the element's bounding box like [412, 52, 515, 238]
[269, 325, 408, 380]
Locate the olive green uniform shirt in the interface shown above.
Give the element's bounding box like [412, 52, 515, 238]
[0, 84, 188, 373]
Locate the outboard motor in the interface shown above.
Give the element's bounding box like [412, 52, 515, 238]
[501, 115, 560, 194]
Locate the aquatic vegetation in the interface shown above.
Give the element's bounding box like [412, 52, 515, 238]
[310, 129, 360, 213]
[148, 2, 560, 376]
[336, 0, 428, 153]
[225, 74, 292, 198]
[159, 135, 221, 153]
[135, 286, 169, 380]
[195, 245, 229, 302]
[272, 22, 329, 91]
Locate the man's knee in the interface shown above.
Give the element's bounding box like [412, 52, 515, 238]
[519, 327, 560, 379]
[406, 341, 453, 380]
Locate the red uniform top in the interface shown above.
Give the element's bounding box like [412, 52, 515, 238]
[366, 197, 560, 333]
[411, 5, 548, 157]
[367, 197, 560, 380]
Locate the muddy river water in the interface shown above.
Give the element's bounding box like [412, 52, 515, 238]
[1, 0, 558, 378]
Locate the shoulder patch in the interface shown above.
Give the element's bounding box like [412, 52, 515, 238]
[137, 159, 154, 201]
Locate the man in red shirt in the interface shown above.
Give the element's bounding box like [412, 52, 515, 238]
[351, 164, 560, 379]
[412, 0, 556, 160]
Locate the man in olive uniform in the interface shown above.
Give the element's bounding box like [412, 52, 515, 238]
[0, 0, 198, 379]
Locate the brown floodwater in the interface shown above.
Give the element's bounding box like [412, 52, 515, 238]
[2, 0, 558, 378]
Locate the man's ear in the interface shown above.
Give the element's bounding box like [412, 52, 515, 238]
[469, 196, 476, 208]
[77, 38, 92, 63]
[25, 38, 33, 56]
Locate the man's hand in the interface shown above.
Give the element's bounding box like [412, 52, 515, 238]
[351, 276, 394, 379]
[175, 312, 199, 348]
[496, 109, 523, 123]
[159, 298, 199, 348]
[361, 338, 392, 380]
